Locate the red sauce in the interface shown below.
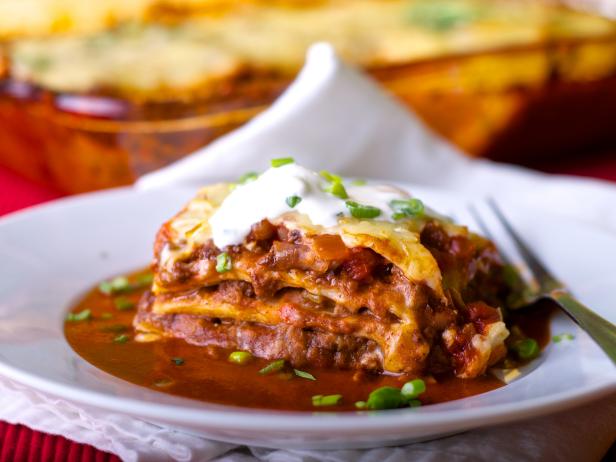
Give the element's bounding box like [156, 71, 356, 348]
[64, 269, 552, 412]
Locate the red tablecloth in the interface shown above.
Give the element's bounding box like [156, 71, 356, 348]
[1, 153, 615, 462]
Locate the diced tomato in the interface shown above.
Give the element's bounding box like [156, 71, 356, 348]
[342, 248, 380, 282]
[312, 234, 349, 261]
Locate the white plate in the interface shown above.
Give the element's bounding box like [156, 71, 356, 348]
[0, 185, 614, 450]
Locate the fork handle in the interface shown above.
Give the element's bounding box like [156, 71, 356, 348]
[551, 290, 616, 365]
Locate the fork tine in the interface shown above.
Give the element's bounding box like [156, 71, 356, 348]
[467, 203, 513, 266]
[469, 202, 540, 299]
[486, 198, 562, 290]
[484, 204, 616, 362]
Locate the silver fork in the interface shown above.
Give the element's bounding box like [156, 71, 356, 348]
[467, 198, 616, 365]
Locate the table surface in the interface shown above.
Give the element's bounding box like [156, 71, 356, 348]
[1, 153, 615, 462]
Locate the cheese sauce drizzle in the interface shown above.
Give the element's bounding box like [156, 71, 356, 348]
[210, 163, 412, 248]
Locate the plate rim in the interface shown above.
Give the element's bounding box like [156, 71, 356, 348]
[0, 352, 614, 433]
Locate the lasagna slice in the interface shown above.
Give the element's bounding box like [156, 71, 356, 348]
[135, 163, 509, 378]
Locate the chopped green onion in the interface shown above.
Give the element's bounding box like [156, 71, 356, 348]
[286, 195, 302, 208]
[365, 386, 404, 410]
[294, 369, 316, 381]
[325, 181, 348, 199]
[171, 357, 185, 366]
[401, 379, 426, 400]
[320, 170, 343, 183]
[258, 359, 285, 375]
[345, 201, 381, 219]
[98, 281, 114, 295]
[135, 273, 154, 288]
[357, 381, 428, 410]
[350, 179, 367, 186]
[320, 170, 348, 199]
[228, 351, 253, 365]
[513, 338, 540, 359]
[553, 333, 575, 343]
[239, 171, 259, 184]
[271, 157, 294, 168]
[389, 198, 424, 219]
[66, 309, 92, 322]
[101, 324, 129, 334]
[320, 170, 349, 199]
[99, 276, 130, 295]
[100, 274, 152, 295]
[100, 312, 114, 320]
[312, 394, 342, 407]
[216, 252, 232, 273]
[113, 334, 129, 343]
[114, 297, 135, 311]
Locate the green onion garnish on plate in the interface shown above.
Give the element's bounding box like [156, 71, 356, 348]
[66, 309, 92, 322]
[286, 195, 302, 208]
[100, 274, 152, 295]
[390, 198, 424, 220]
[326, 181, 348, 199]
[135, 273, 154, 288]
[228, 351, 252, 365]
[258, 359, 285, 375]
[216, 252, 232, 273]
[357, 380, 426, 410]
[513, 338, 540, 359]
[320, 170, 343, 183]
[294, 369, 316, 381]
[239, 171, 259, 184]
[312, 394, 342, 407]
[100, 324, 129, 334]
[321, 170, 348, 199]
[114, 297, 135, 311]
[365, 386, 404, 410]
[271, 157, 294, 168]
[345, 201, 381, 219]
[401, 379, 426, 400]
[99, 276, 131, 295]
[553, 333, 575, 343]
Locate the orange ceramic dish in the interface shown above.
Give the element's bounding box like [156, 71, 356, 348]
[0, 0, 615, 192]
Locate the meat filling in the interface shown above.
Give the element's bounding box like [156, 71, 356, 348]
[141, 219, 508, 377]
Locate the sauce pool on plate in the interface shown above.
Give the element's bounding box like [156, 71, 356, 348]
[64, 269, 553, 412]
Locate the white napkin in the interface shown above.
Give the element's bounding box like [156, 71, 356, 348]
[138, 44, 616, 234]
[3, 43, 616, 461]
[1, 373, 615, 462]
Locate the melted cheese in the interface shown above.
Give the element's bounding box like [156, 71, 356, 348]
[159, 164, 464, 297]
[8, 0, 615, 98]
[10, 24, 241, 96]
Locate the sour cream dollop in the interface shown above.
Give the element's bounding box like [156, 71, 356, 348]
[209, 163, 411, 248]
